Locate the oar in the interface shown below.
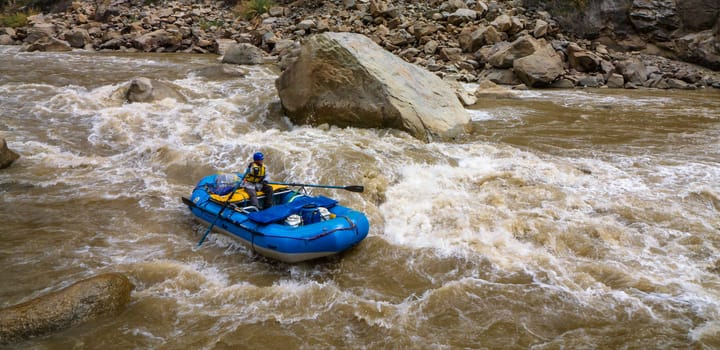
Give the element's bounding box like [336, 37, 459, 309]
[267, 182, 364, 193]
[197, 170, 248, 247]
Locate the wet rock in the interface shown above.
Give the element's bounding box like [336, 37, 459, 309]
[221, 43, 265, 65]
[276, 32, 470, 142]
[123, 77, 188, 103]
[0, 273, 133, 344]
[23, 37, 72, 52]
[448, 81, 478, 106]
[474, 80, 520, 98]
[194, 64, 248, 80]
[0, 138, 20, 169]
[550, 78, 576, 88]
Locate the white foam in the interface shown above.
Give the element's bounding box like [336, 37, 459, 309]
[467, 109, 497, 121]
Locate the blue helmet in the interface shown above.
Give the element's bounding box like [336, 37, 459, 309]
[253, 152, 264, 161]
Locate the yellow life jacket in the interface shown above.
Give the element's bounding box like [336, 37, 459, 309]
[209, 183, 287, 203]
[245, 162, 266, 183]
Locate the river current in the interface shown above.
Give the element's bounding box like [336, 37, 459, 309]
[1, 45, 719, 349]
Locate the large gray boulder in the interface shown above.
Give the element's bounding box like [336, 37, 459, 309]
[0, 273, 133, 344]
[0, 138, 20, 169]
[275, 32, 470, 142]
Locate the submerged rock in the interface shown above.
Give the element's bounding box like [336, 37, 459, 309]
[123, 77, 188, 103]
[276, 32, 470, 142]
[0, 138, 20, 169]
[0, 273, 134, 344]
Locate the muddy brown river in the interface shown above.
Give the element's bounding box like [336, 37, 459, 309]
[1, 46, 719, 349]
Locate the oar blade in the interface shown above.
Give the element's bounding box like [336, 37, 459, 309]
[344, 185, 364, 193]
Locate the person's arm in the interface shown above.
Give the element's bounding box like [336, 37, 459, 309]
[263, 167, 270, 184]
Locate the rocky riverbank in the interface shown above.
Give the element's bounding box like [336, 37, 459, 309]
[1, 0, 719, 90]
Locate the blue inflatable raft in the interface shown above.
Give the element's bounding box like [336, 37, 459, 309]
[182, 174, 370, 263]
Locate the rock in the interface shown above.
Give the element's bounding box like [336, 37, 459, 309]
[94, 0, 121, 22]
[423, 40, 439, 55]
[133, 29, 182, 52]
[666, 78, 695, 90]
[23, 26, 52, 44]
[0, 27, 15, 37]
[221, 43, 265, 65]
[474, 80, 520, 98]
[448, 81, 478, 106]
[268, 6, 287, 17]
[276, 32, 470, 142]
[63, 28, 91, 48]
[0, 35, 13, 45]
[606, 73, 625, 88]
[0, 273, 133, 344]
[412, 22, 440, 40]
[533, 19, 548, 38]
[550, 78, 576, 88]
[297, 19, 316, 31]
[567, 43, 601, 72]
[194, 65, 248, 80]
[513, 40, 565, 87]
[492, 14, 513, 33]
[448, 9, 478, 26]
[477, 68, 521, 85]
[459, 25, 496, 53]
[488, 35, 542, 68]
[676, 0, 720, 31]
[675, 31, 720, 70]
[0, 138, 20, 169]
[124, 77, 187, 103]
[615, 57, 648, 85]
[343, 0, 356, 10]
[629, 0, 681, 41]
[24, 37, 72, 52]
[577, 74, 604, 87]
